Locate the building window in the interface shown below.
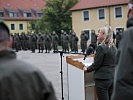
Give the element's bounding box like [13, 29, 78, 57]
[98, 8, 105, 20]
[0, 11, 4, 17]
[11, 24, 15, 30]
[9, 12, 14, 18]
[23, 13, 27, 17]
[23, 12, 32, 18]
[36, 13, 43, 17]
[83, 11, 89, 21]
[27, 13, 32, 17]
[115, 7, 122, 18]
[9, 12, 18, 18]
[19, 24, 23, 30]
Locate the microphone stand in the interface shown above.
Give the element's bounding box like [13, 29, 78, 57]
[59, 51, 64, 100]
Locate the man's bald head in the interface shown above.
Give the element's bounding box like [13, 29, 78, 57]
[0, 22, 10, 42]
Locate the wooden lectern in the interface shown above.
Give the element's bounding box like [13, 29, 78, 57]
[66, 54, 97, 100]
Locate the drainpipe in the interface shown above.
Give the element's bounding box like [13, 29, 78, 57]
[108, 0, 111, 26]
[108, 6, 111, 26]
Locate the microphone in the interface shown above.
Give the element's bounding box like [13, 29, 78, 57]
[83, 54, 87, 60]
[83, 46, 94, 60]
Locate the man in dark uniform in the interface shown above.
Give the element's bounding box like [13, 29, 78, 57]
[80, 31, 88, 54]
[44, 34, 51, 53]
[37, 33, 44, 53]
[52, 31, 59, 53]
[91, 30, 97, 50]
[14, 33, 20, 52]
[111, 17, 133, 100]
[31, 33, 37, 53]
[71, 32, 78, 53]
[68, 30, 73, 52]
[60, 30, 65, 51]
[62, 31, 69, 53]
[20, 32, 25, 50]
[115, 29, 123, 48]
[0, 21, 57, 100]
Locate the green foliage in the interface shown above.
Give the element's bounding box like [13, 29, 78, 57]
[30, 0, 78, 34]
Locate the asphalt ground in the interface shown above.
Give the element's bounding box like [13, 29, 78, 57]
[17, 50, 82, 100]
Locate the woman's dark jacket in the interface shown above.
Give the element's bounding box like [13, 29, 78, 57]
[87, 44, 117, 79]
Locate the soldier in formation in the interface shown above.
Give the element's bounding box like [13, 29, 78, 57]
[37, 33, 44, 53]
[115, 29, 123, 48]
[91, 30, 97, 50]
[30, 33, 38, 53]
[52, 31, 59, 53]
[11, 30, 89, 54]
[44, 34, 51, 53]
[62, 31, 69, 53]
[80, 31, 89, 54]
[71, 32, 79, 53]
[68, 30, 73, 52]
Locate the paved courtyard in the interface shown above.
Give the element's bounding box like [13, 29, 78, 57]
[17, 50, 79, 100]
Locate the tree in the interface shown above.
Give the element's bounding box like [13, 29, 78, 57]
[35, 0, 78, 33]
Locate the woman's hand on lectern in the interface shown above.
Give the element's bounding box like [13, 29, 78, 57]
[83, 66, 95, 72]
[83, 66, 87, 71]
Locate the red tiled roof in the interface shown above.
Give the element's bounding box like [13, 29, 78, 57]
[0, 0, 45, 20]
[0, 0, 45, 10]
[70, 0, 128, 11]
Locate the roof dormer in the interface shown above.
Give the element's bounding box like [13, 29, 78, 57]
[0, 11, 4, 18]
[23, 10, 32, 18]
[8, 10, 18, 18]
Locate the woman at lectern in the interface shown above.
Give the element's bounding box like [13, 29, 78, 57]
[84, 25, 117, 100]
